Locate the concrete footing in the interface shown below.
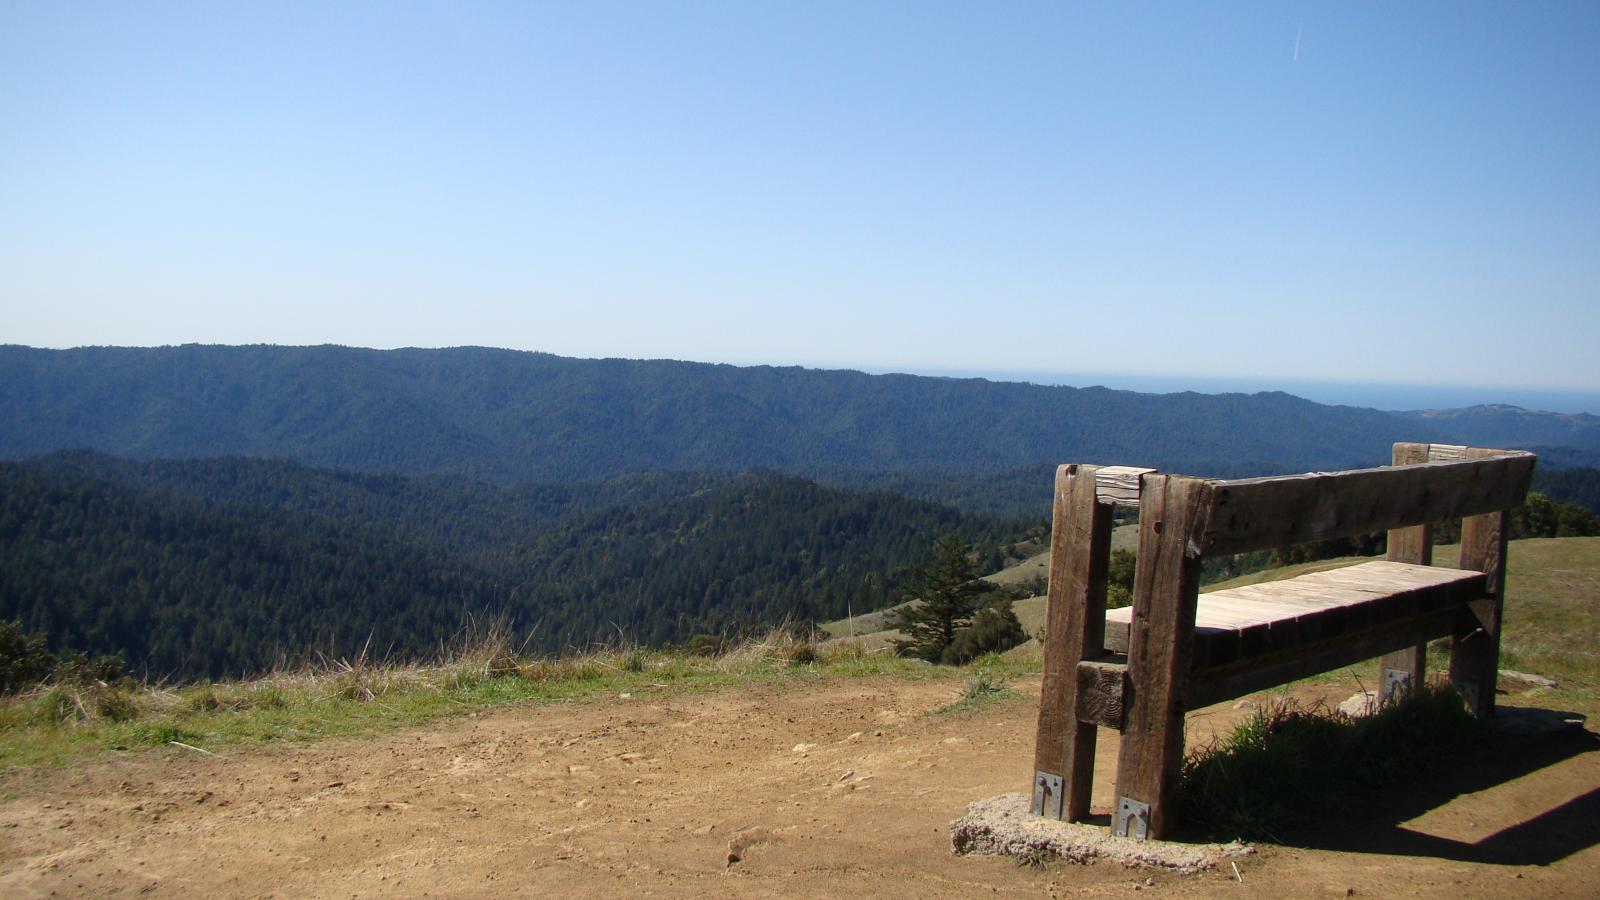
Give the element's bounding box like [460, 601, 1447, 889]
[950, 793, 1251, 875]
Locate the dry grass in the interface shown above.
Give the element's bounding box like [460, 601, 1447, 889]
[0, 623, 923, 771]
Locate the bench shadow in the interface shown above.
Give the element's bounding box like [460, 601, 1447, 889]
[1265, 709, 1600, 866]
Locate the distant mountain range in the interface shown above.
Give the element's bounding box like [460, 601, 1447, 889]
[6, 343, 1600, 681]
[5, 345, 1597, 487]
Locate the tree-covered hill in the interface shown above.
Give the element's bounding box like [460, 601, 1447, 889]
[22, 450, 731, 567]
[1533, 466, 1600, 515]
[0, 460, 491, 679]
[0, 456, 1028, 679]
[1401, 405, 1600, 454]
[7, 344, 1561, 484]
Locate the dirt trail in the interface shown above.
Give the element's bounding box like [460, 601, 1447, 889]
[1, 674, 1596, 898]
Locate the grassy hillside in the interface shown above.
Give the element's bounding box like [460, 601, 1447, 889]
[0, 629, 1029, 771]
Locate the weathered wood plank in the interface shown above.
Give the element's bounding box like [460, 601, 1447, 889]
[1095, 466, 1156, 507]
[1451, 450, 1517, 716]
[1187, 607, 1462, 709]
[1381, 443, 1433, 703]
[1031, 465, 1114, 822]
[1196, 453, 1535, 556]
[1104, 561, 1486, 662]
[1113, 474, 1208, 839]
[1386, 443, 1434, 567]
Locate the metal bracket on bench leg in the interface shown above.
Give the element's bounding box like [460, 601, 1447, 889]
[1031, 771, 1063, 819]
[1114, 797, 1150, 840]
[1381, 668, 1413, 707]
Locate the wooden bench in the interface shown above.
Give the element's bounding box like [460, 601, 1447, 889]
[1029, 442, 1536, 840]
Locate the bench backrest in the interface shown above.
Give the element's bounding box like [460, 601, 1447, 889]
[1099, 444, 1535, 560]
[1187, 447, 1536, 557]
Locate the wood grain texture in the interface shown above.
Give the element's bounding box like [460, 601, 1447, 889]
[1382, 442, 1434, 702]
[1104, 561, 1487, 668]
[1186, 608, 1461, 709]
[1112, 474, 1207, 839]
[1075, 660, 1128, 730]
[1386, 443, 1434, 566]
[1030, 464, 1114, 821]
[1451, 450, 1518, 717]
[1094, 466, 1156, 507]
[1196, 453, 1535, 556]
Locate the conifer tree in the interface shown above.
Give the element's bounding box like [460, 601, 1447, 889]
[890, 533, 985, 662]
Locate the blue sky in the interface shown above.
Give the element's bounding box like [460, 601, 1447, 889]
[3, 1, 1597, 402]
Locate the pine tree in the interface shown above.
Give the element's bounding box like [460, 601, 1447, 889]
[890, 533, 986, 663]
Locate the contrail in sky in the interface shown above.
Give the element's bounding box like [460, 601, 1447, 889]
[1294, 25, 1303, 62]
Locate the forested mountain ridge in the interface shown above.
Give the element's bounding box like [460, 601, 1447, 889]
[14, 344, 1591, 485]
[1402, 405, 1600, 453]
[0, 455, 1030, 679]
[0, 460, 489, 678]
[20, 450, 733, 567]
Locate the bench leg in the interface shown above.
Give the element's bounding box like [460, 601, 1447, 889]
[1378, 645, 1425, 707]
[1113, 474, 1205, 840]
[1452, 508, 1510, 717]
[1381, 443, 1432, 707]
[1032, 465, 1113, 821]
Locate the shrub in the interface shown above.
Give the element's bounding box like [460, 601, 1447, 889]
[941, 598, 1028, 665]
[89, 684, 140, 722]
[0, 620, 57, 693]
[682, 633, 731, 657]
[55, 650, 127, 686]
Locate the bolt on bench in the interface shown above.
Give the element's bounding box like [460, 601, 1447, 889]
[1029, 442, 1536, 840]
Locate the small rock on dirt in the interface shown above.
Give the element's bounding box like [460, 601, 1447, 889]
[1337, 692, 1376, 718]
[1500, 670, 1558, 689]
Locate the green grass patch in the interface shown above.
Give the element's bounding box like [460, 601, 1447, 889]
[932, 656, 1026, 715]
[0, 631, 954, 771]
[1181, 682, 1481, 841]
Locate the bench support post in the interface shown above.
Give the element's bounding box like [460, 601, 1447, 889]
[1380, 442, 1432, 705]
[1031, 465, 1114, 821]
[1452, 451, 1511, 716]
[1112, 474, 1206, 840]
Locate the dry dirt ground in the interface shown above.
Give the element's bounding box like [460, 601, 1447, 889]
[1, 674, 1596, 899]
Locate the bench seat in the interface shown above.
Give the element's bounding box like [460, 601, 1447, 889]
[1104, 560, 1488, 697]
